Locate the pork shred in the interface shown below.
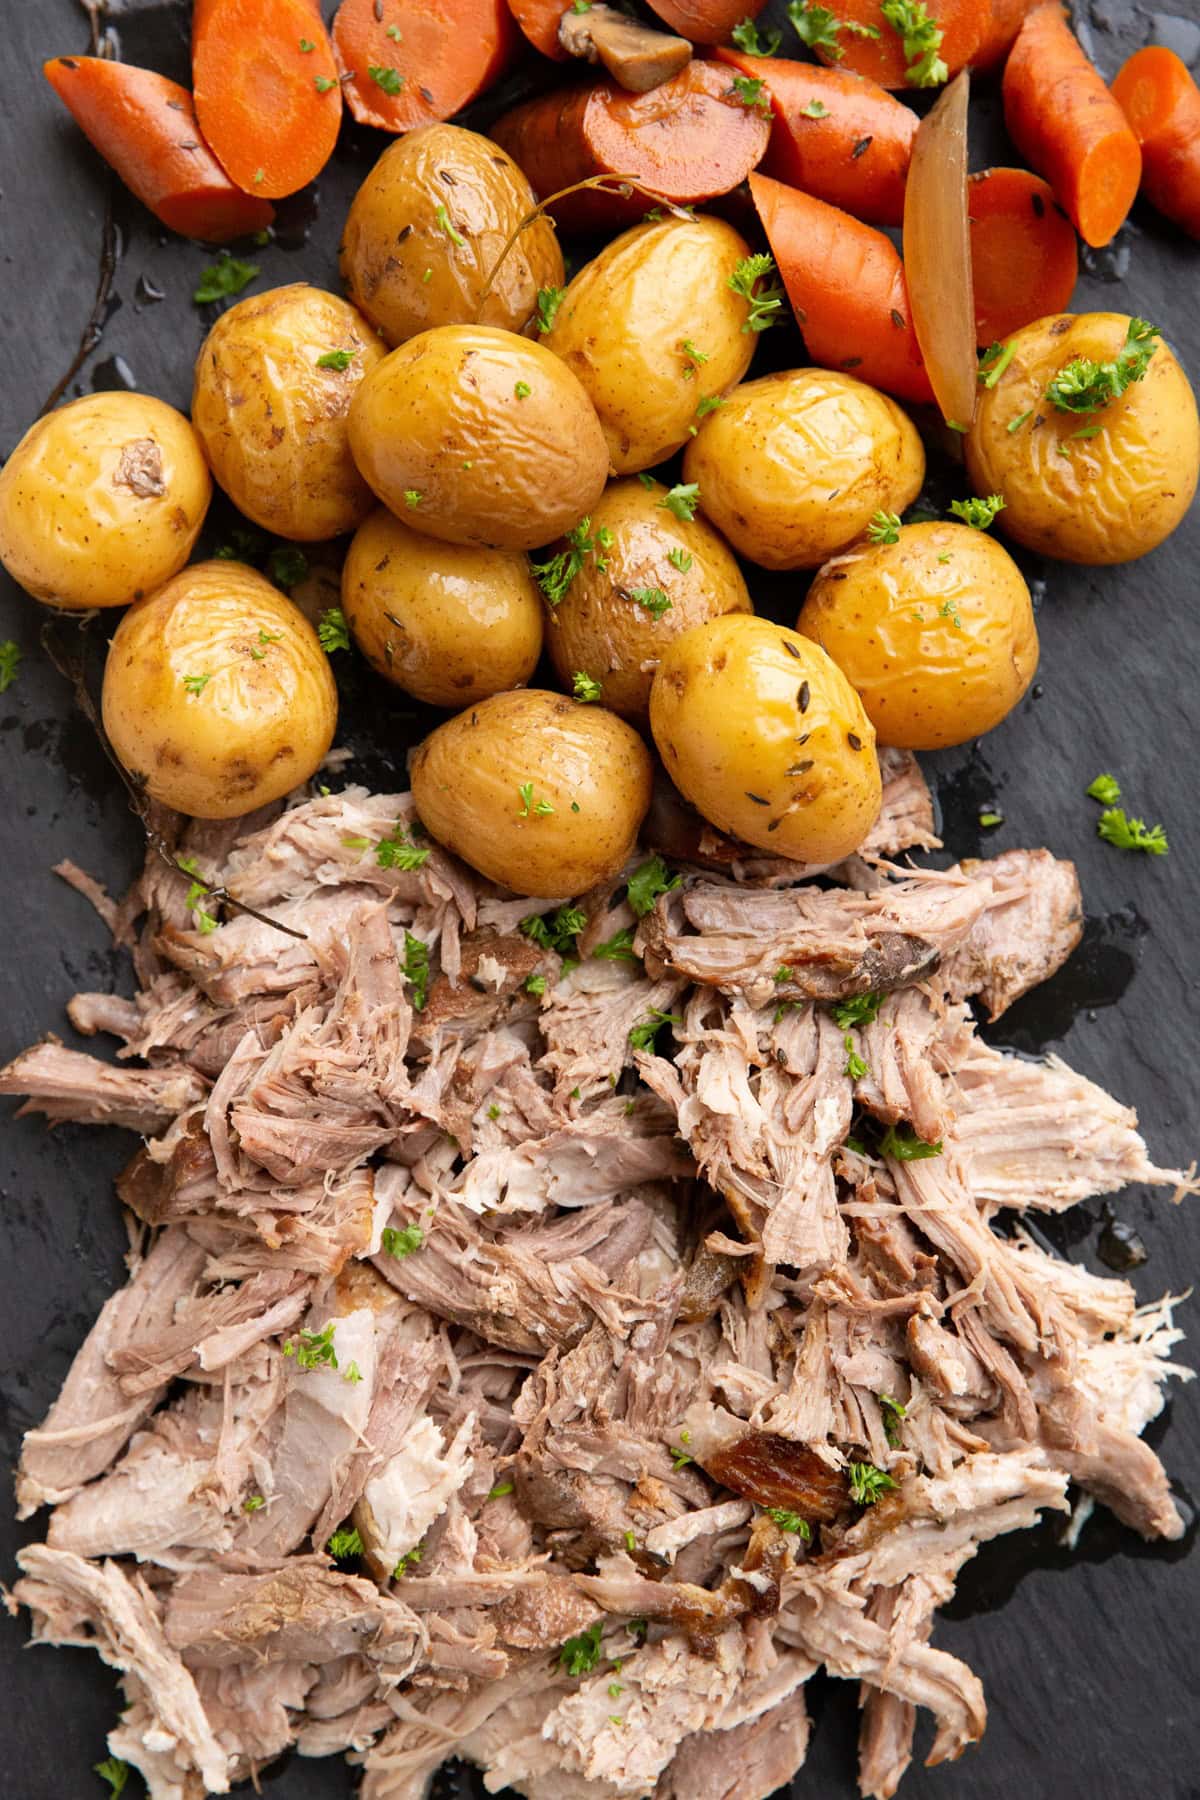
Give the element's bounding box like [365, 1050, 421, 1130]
[5, 779, 1191, 1800]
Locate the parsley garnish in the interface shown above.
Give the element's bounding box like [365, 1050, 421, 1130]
[1097, 809, 1168, 855]
[559, 1620, 604, 1676]
[630, 585, 672, 620]
[788, 2, 844, 54]
[182, 672, 211, 697]
[283, 1321, 338, 1370]
[1008, 409, 1033, 434]
[766, 1507, 812, 1539]
[843, 1032, 868, 1080]
[880, 0, 947, 84]
[695, 394, 725, 419]
[731, 16, 781, 53]
[434, 203, 466, 246]
[317, 348, 357, 371]
[536, 286, 566, 333]
[315, 75, 337, 92]
[978, 341, 1016, 388]
[1087, 773, 1121, 805]
[728, 73, 772, 114]
[94, 1760, 130, 1798]
[375, 827, 430, 870]
[344, 1361, 362, 1384]
[775, 964, 793, 983]
[658, 483, 701, 521]
[593, 926, 639, 963]
[979, 810, 1004, 828]
[1045, 318, 1159, 415]
[0, 640, 21, 693]
[879, 1394, 907, 1446]
[849, 1461, 897, 1505]
[670, 1443, 693, 1468]
[728, 253, 784, 333]
[521, 903, 587, 955]
[243, 1493, 265, 1512]
[572, 670, 602, 701]
[267, 545, 308, 589]
[832, 992, 882, 1029]
[627, 853, 681, 916]
[525, 973, 548, 996]
[949, 494, 1005, 531]
[487, 1103, 501, 1121]
[318, 607, 351, 653]
[879, 1123, 943, 1160]
[382, 1223, 424, 1258]
[515, 380, 531, 399]
[530, 517, 613, 605]
[193, 251, 259, 305]
[387, 21, 403, 36]
[327, 1526, 364, 1558]
[801, 98, 830, 116]
[488, 1480, 515, 1500]
[401, 931, 430, 1009]
[299, 36, 315, 51]
[668, 547, 693, 572]
[368, 64, 405, 95]
[394, 1545, 423, 1575]
[681, 337, 709, 373]
[867, 510, 902, 544]
[404, 489, 422, 508]
[517, 781, 554, 817]
[629, 1010, 682, 1052]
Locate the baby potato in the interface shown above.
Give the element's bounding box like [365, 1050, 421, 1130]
[191, 283, 386, 542]
[543, 477, 752, 721]
[544, 217, 757, 474]
[0, 391, 210, 610]
[682, 368, 924, 570]
[649, 615, 881, 863]
[340, 123, 563, 347]
[410, 689, 652, 896]
[798, 523, 1038, 751]
[348, 326, 608, 551]
[966, 312, 1199, 564]
[343, 507, 543, 706]
[101, 560, 337, 819]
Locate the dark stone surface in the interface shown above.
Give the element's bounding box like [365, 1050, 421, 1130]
[1, 2, 1197, 1796]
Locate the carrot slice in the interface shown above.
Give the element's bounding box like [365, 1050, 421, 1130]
[1002, 4, 1141, 247]
[805, 0, 986, 90]
[748, 170, 933, 404]
[332, 0, 515, 132]
[507, 0, 568, 60]
[716, 48, 917, 226]
[968, 167, 1078, 342]
[1112, 45, 1200, 240]
[972, 0, 1038, 72]
[43, 55, 275, 243]
[644, 0, 767, 46]
[192, 0, 341, 199]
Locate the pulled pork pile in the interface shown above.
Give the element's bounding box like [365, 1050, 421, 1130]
[3, 754, 1192, 1800]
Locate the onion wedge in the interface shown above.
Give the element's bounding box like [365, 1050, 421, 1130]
[904, 70, 976, 430]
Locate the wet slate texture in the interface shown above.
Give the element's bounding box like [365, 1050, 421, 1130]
[1, 1, 1198, 1796]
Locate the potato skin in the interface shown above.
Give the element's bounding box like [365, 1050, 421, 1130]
[191, 283, 386, 542]
[798, 523, 1038, 751]
[544, 477, 752, 721]
[339, 124, 563, 348]
[101, 560, 337, 819]
[545, 217, 757, 474]
[0, 392, 210, 610]
[410, 689, 653, 896]
[348, 326, 609, 551]
[649, 615, 881, 864]
[343, 507, 543, 706]
[682, 368, 924, 570]
[965, 312, 1199, 564]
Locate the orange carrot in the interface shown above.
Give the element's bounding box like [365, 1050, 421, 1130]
[748, 170, 933, 404]
[507, 0, 568, 60]
[716, 48, 917, 226]
[806, 0, 987, 90]
[43, 55, 274, 243]
[644, 0, 766, 46]
[968, 166, 1077, 343]
[1112, 45, 1200, 240]
[192, 0, 341, 199]
[972, 0, 1038, 72]
[332, 0, 515, 132]
[1002, 4, 1141, 247]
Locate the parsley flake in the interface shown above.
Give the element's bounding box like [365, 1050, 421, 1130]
[517, 781, 554, 818]
[880, 0, 947, 84]
[879, 1393, 907, 1446]
[667, 547, 693, 573]
[243, 1493, 265, 1512]
[560, 1620, 604, 1676]
[572, 670, 602, 702]
[318, 608, 351, 653]
[530, 516, 613, 605]
[535, 286, 566, 333]
[94, 1759, 131, 1798]
[434, 203, 466, 246]
[404, 489, 422, 508]
[394, 1545, 423, 1575]
[801, 98, 830, 117]
[849, 1461, 897, 1505]
[879, 1122, 943, 1160]
[731, 16, 781, 53]
[658, 482, 701, 521]
[193, 251, 259, 305]
[401, 931, 431, 1009]
[592, 926, 639, 964]
[327, 1526, 363, 1558]
[368, 64, 405, 95]
[182, 672, 211, 697]
[832, 992, 882, 1029]
[949, 493, 1005, 531]
[375, 826, 430, 870]
[267, 545, 308, 589]
[728, 253, 784, 333]
[728, 73, 772, 114]
[629, 1010, 682, 1052]
[843, 1031, 868, 1080]
[629, 585, 672, 620]
[283, 1321, 338, 1371]
[867, 510, 902, 544]
[1045, 318, 1159, 415]
[766, 1507, 812, 1539]
[515, 380, 531, 399]
[315, 74, 337, 92]
[317, 348, 357, 370]
[1086, 773, 1121, 805]
[0, 640, 22, 693]
[978, 340, 1016, 388]
[382, 1223, 424, 1258]
[1097, 809, 1168, 855]
[627, 853, 681, 916]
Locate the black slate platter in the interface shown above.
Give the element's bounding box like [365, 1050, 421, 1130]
[2, 1, 1199, 1795]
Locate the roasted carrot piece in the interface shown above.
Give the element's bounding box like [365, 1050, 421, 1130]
[748, 170, 933, 404]
[507, 0, 568, 60]
[716, 48, 917, 226]
[1112, 46, 1200, 240]
[192, 0, 341, 199]
[972, 0, 1038, 72]
[802, 0, 986, 90]
[644, 0, 766, 46]
[968, 167, 1077, 343]
[1003, 4, 1141, 247]
[43, 55, 274, 243]
[332, 0, 515, 132]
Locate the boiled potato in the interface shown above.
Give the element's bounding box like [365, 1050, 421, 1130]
[348, 326, 608, 551]
[101, 560, 337, 818]
[649, 615, 880, 863]
[966, 312, 1199, 564]
[192, 283, 386, 542]
[682, 368, 924, 570]
[343, 507, 543, 706]
[340, 123, 563, 347]
[544, 217, 757, 474]
[410, 689, 652, 895]
[543, 477, 752, 720]
[0, 392, 210, 610]
[798, 523, 1038, 750]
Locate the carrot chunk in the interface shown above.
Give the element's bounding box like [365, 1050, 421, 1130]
[801, 0, 987, 90]
[644, 0, 767, 46]
[332, 0, 515, 132]
[968, 167, 1078, 343]
[192, 0, 341, 199]
[1112, 45, 1200, 239]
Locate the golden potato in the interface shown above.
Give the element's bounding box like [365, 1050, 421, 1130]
[682, 368, 924, 571]
[348, 326, 609, 551]
[649, 615, 880, 864]
[798, 523, 1038, 751]
[0, 391, 210, 610]
[340, 123, 563, 347]
[191, 283, 386, 542]
[544, 217, 757, 474]
[410, 689, 652, 896]
[966, 312, 1199, 564]
[542, 477, 752, 721]
[343, 507, 543, 706]
[101, 560, 337, 819]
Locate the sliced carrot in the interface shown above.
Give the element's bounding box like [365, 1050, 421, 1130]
[748, 170, 933, 404]
[972, 0, 1038, 72]
[1002, 4, 1141, 247]
[716, 48, 917, 226]
[644, 0, 767, 46]
[809, 0, 987, 90]
[508, 0, 568, 60]
[1112, 45, 1200, 240]
[43, 55, 274, 243]
[332, 0, 515, 132]
[968, 166, 1078, 343]
[192, 0, 341, 199]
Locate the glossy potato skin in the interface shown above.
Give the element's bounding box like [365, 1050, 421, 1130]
[101, 560, 337, 819]
[348, 326, 609, 551]
[545, 217, 757, 474]
[966, 313, 1199, 565]
[192, 283, 386, 543]
[0, 391, 210, 610]
[683, 368, 925, 571]
[410, 689, 653, 896]
[798, 522, 1039, 750]
[649, 615, 881, 863]
[544, 477, 752, 721]
[342, 507, 543, 707]
[339, 124, 563, 347]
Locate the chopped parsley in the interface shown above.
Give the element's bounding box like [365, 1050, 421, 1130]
[193, 251, 259, 305]
[766, 1507, 812, 1540]
[267, 545, 308, 589]
[525, 973, 548, 996]
[629, 1010, 682, 1052]
[487, 1103, 501, 1121]
[979, 810, 1004, 828]
[387, 21, 403, 37]
[879, 1394, 907, 1446]
[668, 547, 693, 573]
[867, 510, 902, 544]
[938, 596, 963, 628]
[978, 341, 1016, 388]
[775, 965, 794, 984]
[521, 903, 588, 955]
[375, 826, 430, 870]
[559, 1619, 604, 1676]
[879, 1122, 943, 1160]
[283, 1321, 338, 1371]
[572, 670, 602, 702]
[368, 64, 405, 95]
[843, 1031, 868, 1080]
[731, 16, 781, 53]
[788, 2, 844, 55]
[801, 98, 830, 117]
[530, 516, 613, 605]
[299, 36, 315, 51]
[394, 1545, 423, 1575]
[949, 493, 1005, 531]
[535, 286, 566, 333]
[1086, 773, 1121, 805]
[695, 394, 725, 419]
[315, 74, 338, 92]
[593, 926, 639, 963]
[0, 640, 22, 693]
[401, 931, 431, 1009]
[629, 585, 672, 620]
[317, 348, 357, 371]
[658, 483, 701, 522]
[243, 1493, 265, 1512]
[404, 489, 422, 508]
[832, 992, 883, 1029]
[434, 203, 466, 247]
[627, 853, 681, 916]
[327, 1526, 364, 1558]
[728, 253, 784, 333]
[728, 73, 772, 114]
[488, 1480, 515, 1500]
[1007, 409, 1033, 434]
[515, 380, 531, 399]
[880, 0, 947, 84]
[382, 1223, 424, 1258]
[1097, 809, 1168, 855]
[182, 672, 211, 697]
[848, 1461, 897, 1505]
[1045, 318, 1159, 414]
[318, 607, 351, 653]
[517, 781, 555, 817]
[670, 1443, 693, 1469]
[681, 337, 710, 373]
[94, 1760, 131, 1798]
